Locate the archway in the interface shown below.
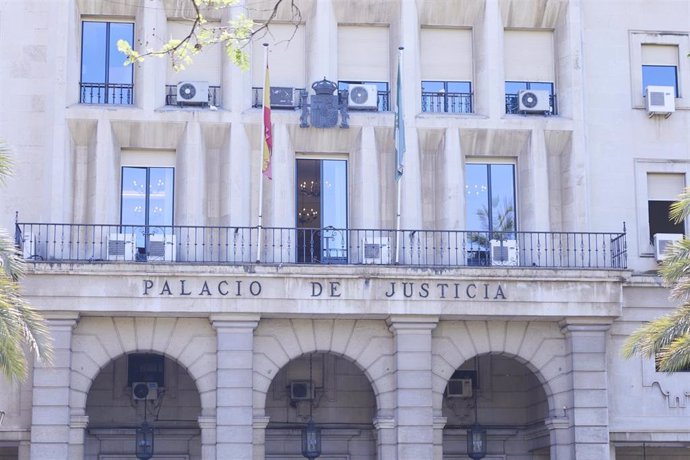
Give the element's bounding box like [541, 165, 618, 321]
[84, 352, 202, 460]
[442, 354, 551, 460]
[264, 352, 378, 459]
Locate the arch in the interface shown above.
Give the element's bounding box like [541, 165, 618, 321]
[70, 316, 217, 417]
[253, 318, 396, 416]
[432, 320, 568, 416]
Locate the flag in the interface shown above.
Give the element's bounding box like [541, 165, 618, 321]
[394, 51, 405, 181]
[262, 58, 272, 179]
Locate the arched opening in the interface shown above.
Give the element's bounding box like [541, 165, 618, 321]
[265, 352, 378, 459]
[84, 352, 202, 459]
[442, 354, 551, 460]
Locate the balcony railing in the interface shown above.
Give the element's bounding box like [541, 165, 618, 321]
[15, 223, 627, 269]
[165, 85, 221, 107]
[505, 93, 558, 115]
[421, 92, 473, 114]
[80, 83, 133, 105]
[252, 87, 306, 109]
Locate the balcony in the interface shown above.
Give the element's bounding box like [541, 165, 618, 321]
[165, 85, 221, 107]
[80, 83, 133, 105]
[15, 223, 627, 270]
[421, 92, 473, 114]
[505, 93, 558, 115]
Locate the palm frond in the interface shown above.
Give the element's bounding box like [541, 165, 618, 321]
[622, 303, 690, 359]
[669, 187, 690, 224]
[0, 139, 12, 186]
[656, 334, 690, 372]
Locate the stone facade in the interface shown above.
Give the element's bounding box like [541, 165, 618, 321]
[1, 0, 690, 459]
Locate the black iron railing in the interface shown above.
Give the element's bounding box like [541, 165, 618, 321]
[15, 223, 627, 269]
[505, 93, 558, 115]
[80, 83, 133, 105]
[421, 92, 473, 113]
[165, 85, 221, 107]
[252, 87, 307, 109]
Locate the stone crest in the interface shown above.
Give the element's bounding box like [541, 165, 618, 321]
[300, 78, 349, 129]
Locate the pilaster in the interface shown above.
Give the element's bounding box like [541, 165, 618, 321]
[198, 415, 217, 460]
[373, 415, 396, 460]
[252, 415, 271, 460]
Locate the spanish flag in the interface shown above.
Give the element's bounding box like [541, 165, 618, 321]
[262, 59, 272, 179]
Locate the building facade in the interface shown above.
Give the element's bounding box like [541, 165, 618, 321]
[0, 0, 689, 459]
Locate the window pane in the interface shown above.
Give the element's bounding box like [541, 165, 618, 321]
[447, 81, 471, 93]
[108, 23, 134, 84]
[322, 160, 348, 261]
[527, 82, 554, 94]
[642, 65, 678, 96]
[422, 81, 444, 92]
[649, 200, 684, 241]
[465, 164, 489, 232]
[489, 164, 516, 236]
[148, 168, 174, 227]
[505, 81, 527, 94]
[81, 22, 106, 83]
[121, 167, 147, 226]
[296, 159, 321, 229]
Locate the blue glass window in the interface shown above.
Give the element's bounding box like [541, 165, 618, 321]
[81, 21, 134, 104]
[642, 65, 678, 97]
[504, 81, 555, 114]
[421, 81, 472, 113]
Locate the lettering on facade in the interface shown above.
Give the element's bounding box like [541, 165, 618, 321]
[141, 279, 507, 300]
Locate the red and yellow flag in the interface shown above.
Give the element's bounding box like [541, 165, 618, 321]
[262, 61, 272, 179]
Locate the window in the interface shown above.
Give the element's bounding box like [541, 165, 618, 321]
[128, 353, 165, 386]
[465, 163, 516, 265]
[504, 30, 556, 114]
[421, 81, 472, 113]
[121, 166, 175, 260]
[504, 81, 555, 114]
[642, 44, 679, 97]
[338, 81, 389, 111]
[296, 158, 348, 264]
[80, 21, 134, 104]
[647, 173, 685, 243]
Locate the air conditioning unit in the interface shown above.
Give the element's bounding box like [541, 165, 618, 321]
[518, 89, 551, 113]
[177, 81, 209, 105]
[132, 382, 158, 401]
[289, 381, 314, 401]
[22, 233, 36, 259]
[348, 84, 378, 110]
[490, 239, 518, 266]
[270, 86, 296, 108]
[148, 234, 176, 262]
[361, 236, 391, 264]
[646, 85, 675, 117]
[107, 233, 136, 261]
[653, 233, 683, 262]
[447, 378, 473, 398]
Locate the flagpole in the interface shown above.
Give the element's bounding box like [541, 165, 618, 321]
[256, 43, 269, 262]
[395, 46, 404, 264]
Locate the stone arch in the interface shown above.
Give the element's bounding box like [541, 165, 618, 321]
[432, 320, 568, 416]
[253, 318, 396, 417]
[70, 316, 217, 417]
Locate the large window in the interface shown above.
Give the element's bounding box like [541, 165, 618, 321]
[465, 163, 516, 265]
[296, 158, 348, 264]
[121, 167, 174, 260]
[504, 30, 556, 114]
[80, 21, 134, 104]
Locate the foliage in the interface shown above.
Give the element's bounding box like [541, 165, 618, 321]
[622, 188, 690, 372]
[0, 140, 53, 381]
[118, 0, 301, 71]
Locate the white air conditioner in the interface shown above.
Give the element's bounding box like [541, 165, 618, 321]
[348, 84, 378, 110]
[490, 239, 518, 266]
[447, 378, 473, 398]
[177, 81, 209, 105]
[270, 86, 296, 108]
[132, 382, 158, 401]
[646, 85, 675, 117]
[289, 381, 314, 401]
[148, 234, 176, 261]
[107, 233, 136, 261]
[653, 233, 683, 262]
[361, 236, 391, 264]
[518, 89, 551, 113]
[22, 233, 36, 259]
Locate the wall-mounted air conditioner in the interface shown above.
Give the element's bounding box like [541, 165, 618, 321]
[361, 236, 391, 264]
[132, 382, 158, 401]
[653, 233, 683, 262]
[348, 84, 378, 110]
[289, 381, 314, 401]
[22, 233, 36, 259]
[646, 85, 675, 118]
[270, 86, 296, 108]
[490, 239, 518, 266]
[447, 378, 473, 398]
[148, 234, 176, 262]
[107, 234, 136, 261]
[518, 89, 551, 113]
[177, 81, 209, 105]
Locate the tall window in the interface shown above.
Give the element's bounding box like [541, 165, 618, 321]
[642, 44, 679, 97]
[504, 30, 556, 114]
[296, 158, 348, 264]
[121, 167, 174, 260]
[81, 21, 134, 104]
[465, 163, 516, 265]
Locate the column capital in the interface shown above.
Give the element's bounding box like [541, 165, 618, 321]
[253, 415, 270, 429]
[433, 416, 448, 430]
[210, 313, 260, 331]
[559, 317, 612, 334]
[198, 415, 217, 429]
[43, 311, 79, 328]
[69, 415, 89, 429]
[373, 415, 395, 430]
[544, 416, 569, 430]
[386, 315, 439, 333]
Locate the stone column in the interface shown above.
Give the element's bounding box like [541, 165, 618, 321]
[373, 415, 396, 460]
[29, 313, 78, 459]
[211, 314, 260, 460]
[198, 415, 217, 460]
[387, 315, 438, 460]
[545, 416, 571, 460]
[561, 321, 612, 460]
[433, 416, 447, 460]
[68, 414, 89, 459]
[252, 415, 270, 460]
